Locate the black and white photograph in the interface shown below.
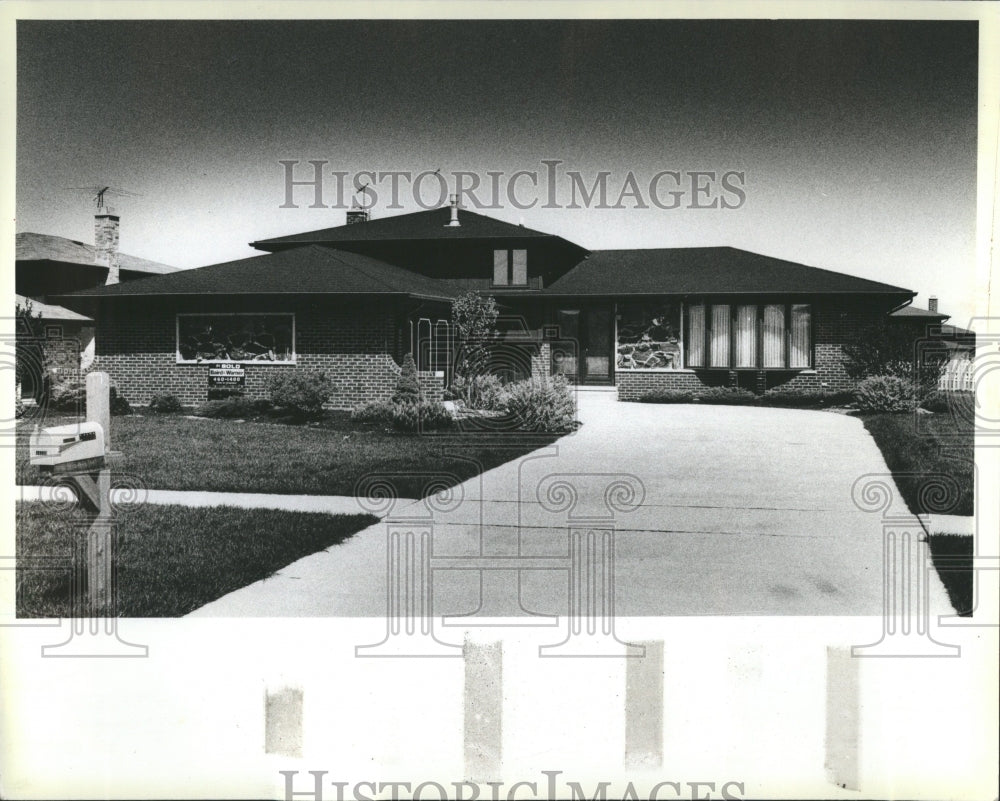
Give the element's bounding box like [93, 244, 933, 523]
[2, 3, 997, 799]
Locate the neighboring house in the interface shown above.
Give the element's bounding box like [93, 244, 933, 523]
[15, 207, 180, 371]
[58, 200, 924, 408]
[890, 297, 976, 392]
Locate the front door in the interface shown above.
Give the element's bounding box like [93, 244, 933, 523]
[551, 307, 613, 384]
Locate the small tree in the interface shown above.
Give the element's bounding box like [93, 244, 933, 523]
[450, 291, 499, 389]
[393, 352, 421, 404]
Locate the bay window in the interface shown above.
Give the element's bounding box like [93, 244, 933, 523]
[684, 302, 812, 369]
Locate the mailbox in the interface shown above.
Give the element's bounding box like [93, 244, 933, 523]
[29, 422, 106, 472]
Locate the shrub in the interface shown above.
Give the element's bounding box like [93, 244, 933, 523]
[195, 397, 272, 419]
[843, 320, 945, 395]
[920, 390, 974, 417]
[855, 375, 917, 413]
[350, 399, 397, 423]
[148, 394, 184, 414]
[47, 374, 86, 412]
[637, 389, 696, 404]
[693, 386, 757, 405]
[393, 353, 421, 404]
[110, 387, 132, 416]
[450, 372, 509, 410]
[351, 399, 454, 432]
[207, 387, 244, 401]
[267, 371, 334, 419]
[503, 376, 576, 432]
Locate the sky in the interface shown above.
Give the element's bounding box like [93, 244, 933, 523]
[15, 19, 980, 320]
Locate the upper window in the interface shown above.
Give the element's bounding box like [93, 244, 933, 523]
[492, 249, 528, 286]
[685, 302, 812, 369]
[177, 313, 295, 364]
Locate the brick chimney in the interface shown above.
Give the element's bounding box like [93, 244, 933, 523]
[95, 207, 121, 285]
[928, 295, 938, 313]
[446, 194, 460, 227]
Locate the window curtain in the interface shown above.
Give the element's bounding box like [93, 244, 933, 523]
[734, 304, 757, 367]
[763, 304, 786, 368]
[710, 304, 730, 367]
[686, 304, 705, 367]
[790, 304, 811, 367]
[511, 250, 527, 285]
[493, 250, 508, 285]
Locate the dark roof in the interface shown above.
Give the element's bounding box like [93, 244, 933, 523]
[251, 206, 564, 249]
[546, 247, 913, 296]
[15, 293, 92, 322]
[890, 304, 949, 321]
[56, 245, 457, 302]
[16, 232, 179, 275]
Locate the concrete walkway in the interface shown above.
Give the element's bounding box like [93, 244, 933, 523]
[17, 485, 412, 518]
[188, 391, 953, 617]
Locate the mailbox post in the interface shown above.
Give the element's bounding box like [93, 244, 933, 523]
[30, 372, 146, 656]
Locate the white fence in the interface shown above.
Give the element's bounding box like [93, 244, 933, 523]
[938, 358, 974, 392]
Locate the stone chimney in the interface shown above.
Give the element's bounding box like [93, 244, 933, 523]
[95, 207, 121, 285]
[928, 295, 938, 313]
[446, 194, 461, 227]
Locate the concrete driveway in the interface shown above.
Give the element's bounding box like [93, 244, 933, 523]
[189, 389, 952, 617]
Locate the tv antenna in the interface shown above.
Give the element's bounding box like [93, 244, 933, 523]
[63, 185, 143, 210]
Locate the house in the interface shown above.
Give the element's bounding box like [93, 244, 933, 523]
[57, 198, 923, 408]
[16, 206, 179, 371]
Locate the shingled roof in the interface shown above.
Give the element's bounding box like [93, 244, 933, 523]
[890, 304, 949, 321]
[15, 293, 92, 322]
[251, 206, 565, 250]
[16, 232, 179, 275]
[57, 245, 457, 302]
[545, 247, 913, 297]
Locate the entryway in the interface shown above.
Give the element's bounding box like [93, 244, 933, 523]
[550, 307, 613, 384]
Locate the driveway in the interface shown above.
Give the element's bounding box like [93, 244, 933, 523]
[189, 390, 951, 617]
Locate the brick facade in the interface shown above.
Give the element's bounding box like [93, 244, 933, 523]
[91, 299, 444, 410]
[614, 297, 888, 400]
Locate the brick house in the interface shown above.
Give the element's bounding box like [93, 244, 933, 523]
[58, 200, 919, 408]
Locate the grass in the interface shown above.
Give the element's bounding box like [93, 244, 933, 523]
[859, 409, 974, 517]
[926, 535, 974, 617]
[16, 501, 377, 617]
[16, 412, 560, 498]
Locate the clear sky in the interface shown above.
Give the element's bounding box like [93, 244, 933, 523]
[16, 19, 979, 320]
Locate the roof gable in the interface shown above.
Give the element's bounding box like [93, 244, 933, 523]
[16, 232, 179, 275]
[251, 206, 564, 249]
[546, 247, 913, 297]
[56, 245, 457, 301]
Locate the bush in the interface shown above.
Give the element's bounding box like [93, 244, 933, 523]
[207, 387, 244, 401]
[351, 399, 454, 432]
[47, 374, 86, 412]
[503, 376, 576, 432]
[110, 387, 132, 416]
[693, 386, 757, 405]
[393, 353, 421, 404]
[637, 386, 755, 405]
[195, 397, 272, 419]
[855, 375, 917, 413]
[920, 390, 974, 416]
[449, 372, 509, 410]
[267, 371, 334, 419]
[637, 389, 696, 404]
[148, 394, 184, 414]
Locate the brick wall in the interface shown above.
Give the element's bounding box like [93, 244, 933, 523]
[616, 297, 890, 400]
[91, 300, 435, 410]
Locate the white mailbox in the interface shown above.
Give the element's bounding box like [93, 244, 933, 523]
[29, 422, 106, 472]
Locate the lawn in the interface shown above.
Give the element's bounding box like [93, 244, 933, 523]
[16, 412, 560, 498]
[16, 501, 377, 617]
[925, 534, 974, 617]
[860, 408, 974, 517]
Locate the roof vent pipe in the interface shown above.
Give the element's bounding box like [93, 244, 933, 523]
[446, 194, 461, 227]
